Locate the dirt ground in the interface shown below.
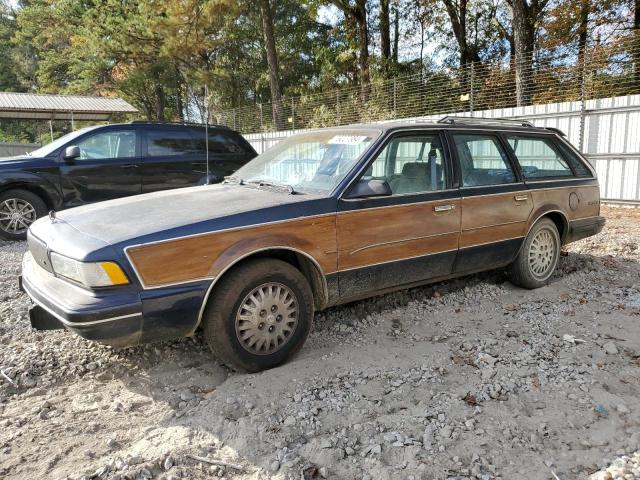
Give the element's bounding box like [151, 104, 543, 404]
[0, 206, 639, 480]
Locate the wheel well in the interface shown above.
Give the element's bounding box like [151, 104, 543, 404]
[0, 184, 53, 210]
[210, 249, 327, 310]
[542, 211, 568, 242]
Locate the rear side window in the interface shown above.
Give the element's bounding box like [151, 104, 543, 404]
[147, 130, 197, 157]
[191, 130, 251, 155]
[452, 133, 516, 187]
[506, 135, 573, 179]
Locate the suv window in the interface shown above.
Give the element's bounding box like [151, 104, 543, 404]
[452, 133, 516, 187]
[191, 130, 249, 155]
[359, 134, 447, 195]
[76, 130, 136, 160]
[147, 129, 197, 157]
[506, 135, 573, 179]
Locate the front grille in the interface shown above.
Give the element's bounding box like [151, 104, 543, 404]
[27, 234, 53, 273]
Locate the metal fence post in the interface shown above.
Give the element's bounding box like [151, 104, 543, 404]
[469, 63, 475, 117]
[393, 78, 397, 115]
[578, 49, 588, 153]
[233, 108, 237, 131]
[336, 91, 340, 124]
[259, 103, 264, 131]
[291, 98, 295, 132]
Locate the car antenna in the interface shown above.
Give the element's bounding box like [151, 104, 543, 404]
[204, 84, 210, 185]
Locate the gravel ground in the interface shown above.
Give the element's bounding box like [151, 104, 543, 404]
[0, 206, 639, 480]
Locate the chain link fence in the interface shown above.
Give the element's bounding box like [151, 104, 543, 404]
[212, 42, 640, 135]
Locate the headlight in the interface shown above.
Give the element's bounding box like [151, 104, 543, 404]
[50, 253, 129, 287]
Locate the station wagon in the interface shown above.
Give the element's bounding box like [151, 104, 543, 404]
[21, 117, 604, 371]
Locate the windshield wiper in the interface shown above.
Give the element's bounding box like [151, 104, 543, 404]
[247, 179, 299, 195]
[223, 175, 244, 185]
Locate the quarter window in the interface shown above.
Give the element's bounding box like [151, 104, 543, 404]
[506, 135, 573, 179]
[76, 131, 137, 160]
[452, 134, 516, 187]
[359, 134, 447, 195]
[191, 131, 249, 154]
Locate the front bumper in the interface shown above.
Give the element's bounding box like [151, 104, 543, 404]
[565, 215, 606, 244]
[21, 252, 209, 347]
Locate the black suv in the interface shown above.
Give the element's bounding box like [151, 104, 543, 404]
[0, 122, 256, 239]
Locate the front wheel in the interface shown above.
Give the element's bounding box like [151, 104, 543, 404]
[508, 218, 561, 289]
[202, 258, 314, 372]
[0, 189, 48, 241]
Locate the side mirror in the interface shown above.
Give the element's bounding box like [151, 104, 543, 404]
[345, 179, 392, 199]
[63, 146, 80, 160]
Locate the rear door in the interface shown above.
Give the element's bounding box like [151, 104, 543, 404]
[58, 127, 141, 207]
[448, 131, 533, 272]
[190, 129, 257, 183]
[140, 127, 206, 193]
[337, 130, 461, 299]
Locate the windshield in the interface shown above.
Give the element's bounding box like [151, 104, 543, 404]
[233, 129, 380, 194]
[28, 127, 98, 157]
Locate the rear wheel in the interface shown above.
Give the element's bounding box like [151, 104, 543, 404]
[0, 189, 47, 241]
[508, 218, 560, 289]
[202, 258, 314, 372]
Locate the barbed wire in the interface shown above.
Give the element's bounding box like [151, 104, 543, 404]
[211, 41, 640, 134]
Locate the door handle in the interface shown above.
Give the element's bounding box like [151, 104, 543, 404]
[514, 195, 528, 202]
[120, 164, 139, 169]
[433, 204, 455, 212]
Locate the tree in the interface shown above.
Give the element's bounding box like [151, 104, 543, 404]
[259, 0, 285, 129]
[331, 0, 370, 86]
[440, 0, 481, 67]
[380, 0, 392, 70]
[506, 0, 550, 106]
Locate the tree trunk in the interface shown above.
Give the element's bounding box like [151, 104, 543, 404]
[153, 69, 165, 121]
[259, 0, 285, 130]
[380, 0, 391, 69]
[577, 0, 589, 71]
[510, 0, 536, 106]
[392, 1, 399, 64]
[175, 64, 184, 122]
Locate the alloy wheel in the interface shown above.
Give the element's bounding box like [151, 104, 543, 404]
[528, 227, 557, 279]
[0, 198, 37, 235]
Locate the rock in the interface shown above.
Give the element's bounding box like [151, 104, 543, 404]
[616, 404, 630, 414]
[269, 460, 280, 472]
[164, 455, 174, 470]
[179, 390, 195, 402]
[603, 342, 619, 355]
[481, 368, 496, 381]
[283, 415, 296, 426]
[588, 472, 612, 480]
[319, 466, 328, 478]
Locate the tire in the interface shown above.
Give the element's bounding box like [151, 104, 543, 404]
[202, 258, 314, 372]
[0, 189, 48, 241]
[508, 218, 561, 289]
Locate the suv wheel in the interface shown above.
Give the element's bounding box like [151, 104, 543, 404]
[508, 218, 561, 289]
[202, 258, 314, 372]
[0, 189, 47, 241]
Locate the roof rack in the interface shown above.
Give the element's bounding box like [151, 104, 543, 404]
[129, 120, 228, 128]
[437, 116, 535, 128]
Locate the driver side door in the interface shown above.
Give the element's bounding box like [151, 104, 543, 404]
[58, 128, 142, 207]
[336, 130, 461, 300]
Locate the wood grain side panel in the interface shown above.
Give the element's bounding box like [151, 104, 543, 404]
[460, 192, 532, 247]
[529, 185, 600, 222]
[337, 200, 461, 271]
[127, 215, 337, 287]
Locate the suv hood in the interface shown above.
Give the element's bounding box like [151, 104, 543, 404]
[30, 184, 332, 253]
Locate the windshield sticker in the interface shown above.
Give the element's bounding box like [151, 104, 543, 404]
[327, 135, 368, 145]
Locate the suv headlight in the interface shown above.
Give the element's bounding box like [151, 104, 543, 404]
[50, 252, 129, 287]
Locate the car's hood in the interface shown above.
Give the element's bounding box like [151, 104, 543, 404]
[41, 184, 333, 248]
[0, 155, 45, 167]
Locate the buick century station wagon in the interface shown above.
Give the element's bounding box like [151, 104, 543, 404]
[21, 117, 604, 371]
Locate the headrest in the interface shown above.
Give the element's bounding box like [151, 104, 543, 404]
[401, 162, 428, 177]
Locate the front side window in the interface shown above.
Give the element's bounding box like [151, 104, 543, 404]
[147, 130, 196, 157]
[453, 134, 516, 187]
[358, 134, 447, 195]
[506, 135, 573, 179]
[233, 130, 380, 194]
[76, 130, 137, 160]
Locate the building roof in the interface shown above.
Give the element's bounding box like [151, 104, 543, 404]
[0, 92, 138, 120]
